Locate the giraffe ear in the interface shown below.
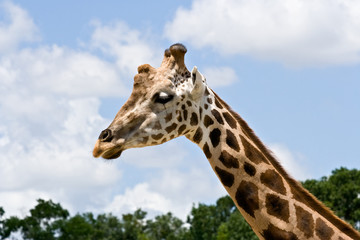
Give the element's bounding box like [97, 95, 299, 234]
[190, 66, 206, 99]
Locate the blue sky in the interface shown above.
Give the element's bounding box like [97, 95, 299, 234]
[0, 0, 359, 220]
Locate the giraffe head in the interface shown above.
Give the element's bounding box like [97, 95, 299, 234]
[93, 43, 207, 159]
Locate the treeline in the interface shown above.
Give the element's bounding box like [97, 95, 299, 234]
[0, 167, 359, 240]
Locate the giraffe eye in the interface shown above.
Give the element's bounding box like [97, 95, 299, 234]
[153, 92, 174, 104]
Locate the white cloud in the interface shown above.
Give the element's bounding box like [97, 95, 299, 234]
[165, 0, 360, 66]
[0, 1, 39, 54]
[121, 140, 188, 168]
[0, 46, 128, 99]
[0, 190, 52, 218]
[105, 166, 226, 220]
[0, 68, 125, 215]
[90, 20, 162, 75]
[269, 143, 311, 181]
[149, 167, 226, 211]
[0, 97, 123, 216]
[105, 183, 173, 217]
[101, 138, 228, 220]
[105, 138, 227, 220]
[202, 66, 237, 87]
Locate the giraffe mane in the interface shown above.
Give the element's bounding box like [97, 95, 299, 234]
[211, 90, 360, 239]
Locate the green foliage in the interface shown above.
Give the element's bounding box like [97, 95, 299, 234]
[59, 214, 94, 240]
[121, 209, 147, 240]
[0, 199, 69, 240]
[89, 213, 123, 239]
[188, 203, 219, 240]
[217, 212, 257, 240]
[0, 216, 22, 239]
[0, 167, 359, 239]
[145, 212, 188, 240]
[302, 167, 360, 229]
[187, 196, 257, 240]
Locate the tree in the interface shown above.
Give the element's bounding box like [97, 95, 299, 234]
[121, 209, 148, 240]
[0, 207, 4, 237]
[0, 207, 22, 240]
[217, 212, 257, 240]
[90, 213, 123, 239]
[0, 216, 22, 240]
[145, 212, 188, 240]
[58, 214, 93, 240]
[0, 199, 69, 240]
[187, 196, 256, 240]
[302, 167, 360, 229]
[188, 203, 219, 240]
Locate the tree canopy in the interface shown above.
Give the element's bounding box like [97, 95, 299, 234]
[302, 167, 360, 229]
[0, 167, 359, 239]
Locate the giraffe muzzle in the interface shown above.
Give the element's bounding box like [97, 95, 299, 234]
[93, 128, 125, 159]
[92, 139, 123, 159]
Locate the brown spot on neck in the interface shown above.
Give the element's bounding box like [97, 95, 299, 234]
[218, 150, 239, 168]
[183, 109, 188, 121]
[240, 135, 269, 164]
[265, 194, 290, 223]
[235, 181, 259, 218]
[260, 169, 287, 195]
[203, 142, 212, 158]
[243, 162, 256, 176]
[193, 127, 203, 144]
[209, 128, 221, 148]
[223, 112, 237, 129]
[315, 218, 334, 240]
[214, 97, 223, 109]
[211, 109, 224, 125]
[295, 205, 314, 238]
[165, 123, 177, 133]
[151, 133, 164, 140]
[215, 166, 234, 187]
[262, 223, 298, 240]
[178, 124, 186, 135]
[226, 129, 240, 151]
[190, 112, 198, 126]
[203, 115, 214, 128]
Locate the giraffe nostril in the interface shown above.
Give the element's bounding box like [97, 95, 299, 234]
[99, 129, 113, 142]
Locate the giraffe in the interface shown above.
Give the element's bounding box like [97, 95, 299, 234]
[93, 43, 360, 240]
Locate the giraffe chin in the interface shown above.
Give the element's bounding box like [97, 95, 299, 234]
[101, 148, 123, 160]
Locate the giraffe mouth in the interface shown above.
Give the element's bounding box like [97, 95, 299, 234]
[102, 148, 123, 160]
[93, 140, 123, 160]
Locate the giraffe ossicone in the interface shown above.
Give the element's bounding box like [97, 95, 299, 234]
[93, 43, 360, 240]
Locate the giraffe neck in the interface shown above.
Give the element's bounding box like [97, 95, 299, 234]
[186, 89, 360, 240]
